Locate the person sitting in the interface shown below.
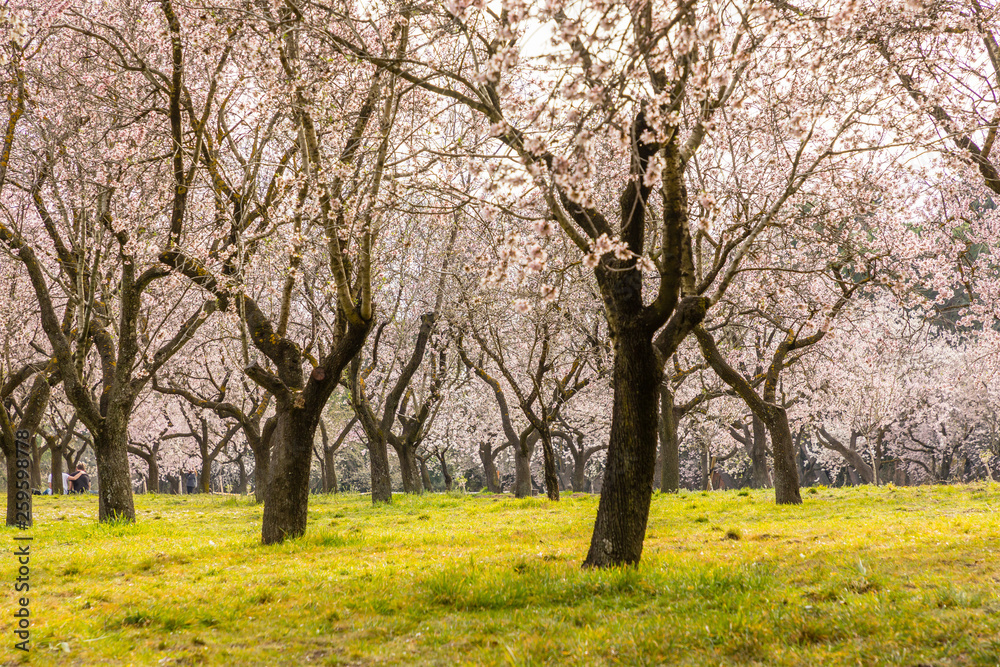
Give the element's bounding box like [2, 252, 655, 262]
[66, 464, 90, 493]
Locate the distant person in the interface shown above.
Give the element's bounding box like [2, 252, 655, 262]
[62, 471, 70, 494]
[44, 473, 53, 495]
[186, 471, 197, 495]
[67, 464, 90, 493]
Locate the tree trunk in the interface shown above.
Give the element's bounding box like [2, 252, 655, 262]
[323, 446, 338, 493]
[750, 415, 772, 489]
[30, 438, 42, 489]
[816, 427, 874, 484]
[250, 439, 269, 503]
[700, 443, 710, 490]
[419, 457, 433, 492]
[439, 454, 453, 491]
[51, 441, 64, 494]
[513, 441, 532, 498]
[393, 442, 422, 494]
[93, 417, 137, 522]
[147, 457, 159, 494]
[235, 457, 248, 495]
[765, 408, 802, 505]
[199, 452, 212, 494]
[657, 386, 679, 493]
[479, 444, 502, 493]
[538, 431, 560, 501]
[584, 330, 662, 568]
[261, 406, 319, 544]
[367, 433, 393, 503]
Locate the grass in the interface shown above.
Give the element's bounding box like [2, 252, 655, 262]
[2, 484, 999, 666]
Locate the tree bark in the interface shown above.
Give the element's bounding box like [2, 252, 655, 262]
[323, 446, 338, 493]
[368, 433, 393, 503]
[147, 456, 159, 494]
[261, 406, 318, 543]
[513, 439, 533, 498]
[93, 415, 137, 522]
[393, 441, 423, 494]
[584, 329, 662, 567]
[765, 408, 801, 504]
[418, 455, 433, 492]
[235, 456, 248, 495]
[479, 443, 502, 493]
[50, 437, 65, 494]
[750, 415, 772, 489]
[436, 451, 453, 491]
[30, 438, 42, 489]
[657, 385, 680, 493]
[538, 431, 560, 501]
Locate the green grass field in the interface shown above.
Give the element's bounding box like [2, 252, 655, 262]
[2, 484, 999, 666]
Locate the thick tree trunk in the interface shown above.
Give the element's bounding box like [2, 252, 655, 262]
[368, 434, 393, 503]
[658, 386, 679, 493]
[261, 407, 319, 544]
[765, 408, 802, 505]
[750, 415, 772, 489]
[538, 432, 560, 501]
[584, 330, 662, 568]
[479, 444, 502, 493]
[513, 441, 532, 498]
[394, 442, 422, 494]
[93, 418, 137, 522]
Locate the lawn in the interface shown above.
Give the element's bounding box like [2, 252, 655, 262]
[2, 484, 999, 666]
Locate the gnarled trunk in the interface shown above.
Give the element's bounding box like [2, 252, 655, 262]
[584, 329, 662, 568]
[261, 406, 319, 544]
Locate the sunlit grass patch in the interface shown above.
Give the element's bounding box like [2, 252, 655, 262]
[0, 483, 997, 665]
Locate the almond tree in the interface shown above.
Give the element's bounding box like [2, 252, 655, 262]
[318, 0, 890, 565]
[0, 1, 227, 521]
